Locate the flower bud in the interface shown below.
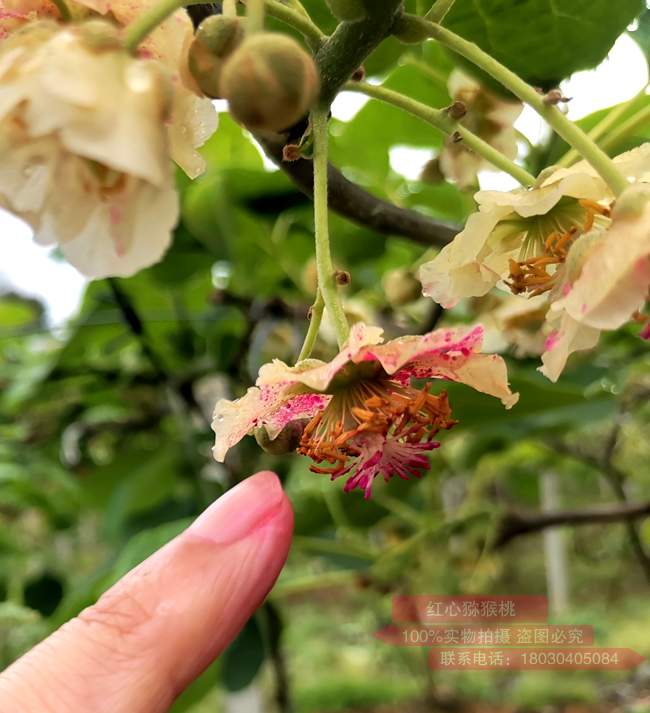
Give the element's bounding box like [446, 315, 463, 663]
[220, 33, 320, 133]
[255, 420, 307, 455]
[383, 268, 422, 306]
[188, 15, 245, 98]
[324, 0, 366, 21]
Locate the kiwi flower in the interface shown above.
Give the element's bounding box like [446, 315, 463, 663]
[541, 183, 650, 380]
[212, 323, 518, 499]
[0, 0, 216, 278]
[419, 144, 650, 380]
[439, 69, 523, 188]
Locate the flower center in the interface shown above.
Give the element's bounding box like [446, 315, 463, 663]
[507, 199, 610, 297]
[297, 382, 457, 478]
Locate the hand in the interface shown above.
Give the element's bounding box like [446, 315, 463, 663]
[0, 471, 293, 713]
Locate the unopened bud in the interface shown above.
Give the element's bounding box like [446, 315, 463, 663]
[188, 15, 245, 98]
[255, 421, 306, 455]
[325, 0, 366, 21]
[221, 33, 320, 133]
[383, 268, 422, 306]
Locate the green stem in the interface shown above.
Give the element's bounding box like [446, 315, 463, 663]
[51, 0, 72, 21]
[263, 0, 325, 49]
[600, 102, 650, 154]
[426, 0, 456, 23]
[123, 0, 185, 52]
[346, 81, 536, 186]
[311, 109, 350, 347]
[408, 16, 630, 196]
[557, 88, 648, 168]
[297, 290, 324, 361]
[245, 0, 265, 33]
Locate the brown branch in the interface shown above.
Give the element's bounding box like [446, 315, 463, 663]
[263, 139, 459, 246]
[494, 501, 650, 548]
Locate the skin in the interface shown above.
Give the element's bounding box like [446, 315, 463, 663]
[0, 471, 294, 713]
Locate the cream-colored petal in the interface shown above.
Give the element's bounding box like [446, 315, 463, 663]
[168, 90, 218, 178]
[419, 207, 511, 307]
[451, 353, 519, 408]
[59, 175, 178, 278]
[539, 311, 600, 382]
[256, 322, 384, 391]
[557, 185, 650, 330]
[212, 387, 264, 462]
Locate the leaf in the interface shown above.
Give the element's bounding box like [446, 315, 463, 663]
[221, 615, 266, 691]
[331, 61, 452, 182]
[442, 363, 616, 438]
[0, 294, 43, 334]
[443, 0, 645, 89]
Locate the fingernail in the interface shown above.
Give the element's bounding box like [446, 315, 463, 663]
[189, 471, 286, 545]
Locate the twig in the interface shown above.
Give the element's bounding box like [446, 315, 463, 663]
[494, 501, 650, 548]
[546, 435, 650, 584]
[262, 139, 460, 246]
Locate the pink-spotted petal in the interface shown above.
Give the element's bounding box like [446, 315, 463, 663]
[362, 325, 485, 377]
[256, 322, 384, 392]
[212, 387, 328, 461]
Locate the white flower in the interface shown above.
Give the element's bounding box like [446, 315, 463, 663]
[438, 69, 523, 188]
[540, 183, 650, 380]
[0, 20, 184, 277]
[72, 0, 218, 178]
[419, 144, 650, 380]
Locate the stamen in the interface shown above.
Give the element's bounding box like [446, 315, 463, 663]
[507, 199, 612, 298]
[297, 384, 457, 485]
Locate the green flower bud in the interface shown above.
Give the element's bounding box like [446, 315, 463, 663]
[220, 33, 320, 133]
[383, 268, 422, 306]
[325, 0, 366, 21]
[188, 15, 245, 98]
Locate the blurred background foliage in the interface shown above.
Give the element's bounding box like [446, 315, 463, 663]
[1, 1, 650, 711]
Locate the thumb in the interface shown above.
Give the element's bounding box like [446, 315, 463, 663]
[0, 471, 293, 713]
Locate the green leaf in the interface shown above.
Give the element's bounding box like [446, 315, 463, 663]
[443, 0, 644, 88]
[443, 364, 616, 438]
[221, 615, 266, 691]
[331, 62, 451, 182]
[0, 295, 43, 334]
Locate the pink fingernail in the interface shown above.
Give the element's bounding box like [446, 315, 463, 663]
[189, 471, 286, 545]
